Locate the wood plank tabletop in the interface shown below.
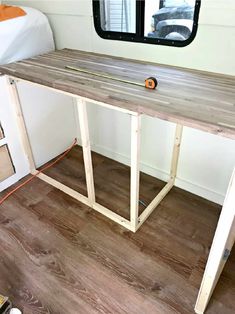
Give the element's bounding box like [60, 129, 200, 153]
[0, 48, 234, 139]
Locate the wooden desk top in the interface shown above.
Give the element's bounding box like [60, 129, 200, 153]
[0, 49, 234, 139]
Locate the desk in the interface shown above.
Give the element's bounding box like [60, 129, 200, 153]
[0, 49, 234, 313]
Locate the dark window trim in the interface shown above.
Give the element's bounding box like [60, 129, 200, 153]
[93, 0, 201, 47]
[159, 0, 164, 9]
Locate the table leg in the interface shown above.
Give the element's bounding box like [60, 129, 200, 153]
[6, 77, 36, 173]
[76, 98, 96, 205]
[195, 168, 235, 314]
[130, 114, 141, 231]
[170, 124, 183, 183]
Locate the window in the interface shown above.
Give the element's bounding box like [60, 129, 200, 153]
[93, 0, 201, 46]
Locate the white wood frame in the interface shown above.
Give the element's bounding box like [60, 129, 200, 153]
[130, 114, 141, 231]
[7, 76, 182, 233]
[136, 124, 183, 231]
[76, 98, 96, 205]
[6, 76, 235, 313]
[0, 77, 30, 191]
[194, 167, 235, 314]
[6, 78, 36, 172]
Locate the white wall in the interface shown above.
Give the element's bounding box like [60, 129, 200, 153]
[4, 0, 235, 204]
[0, 76, 29, 191]
[0, 77, 77, 193]
[16, 82, 77, 167]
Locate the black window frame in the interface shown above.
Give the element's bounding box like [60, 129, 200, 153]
[93, 0, 201, 47]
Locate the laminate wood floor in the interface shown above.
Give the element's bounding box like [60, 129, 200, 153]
[0, 146, 234, 314]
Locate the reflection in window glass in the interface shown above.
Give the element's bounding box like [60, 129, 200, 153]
[93, 0, 201, 46]
[100, 0, 136, 33]
[145, 0, 196, 41]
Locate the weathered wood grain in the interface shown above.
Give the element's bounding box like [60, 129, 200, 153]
[0, 48, 234, 139]
[0, 147, 235, 313]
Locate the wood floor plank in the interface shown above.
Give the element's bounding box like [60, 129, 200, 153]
[0, 147, 234, 313]
[0, 197, 175, 314]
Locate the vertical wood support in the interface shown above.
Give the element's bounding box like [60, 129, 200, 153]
[130, 114, 141, 231]
[6, 77, 36, 172]
[195, 168, 235, 314]
[135, 122, 183, 231]
[170, 124, 183, 183]
[76, 98, 95, 205]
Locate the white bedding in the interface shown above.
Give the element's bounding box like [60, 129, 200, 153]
[0, 6, 55, 65]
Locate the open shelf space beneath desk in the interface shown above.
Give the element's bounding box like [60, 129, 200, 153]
[41, 145, 166, 220]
